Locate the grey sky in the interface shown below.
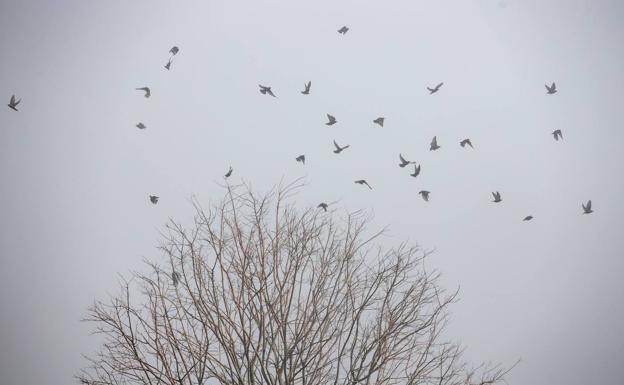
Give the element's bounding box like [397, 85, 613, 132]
[1, 1, 623, 384]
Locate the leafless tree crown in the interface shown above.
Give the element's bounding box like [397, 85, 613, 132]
[78, 182, 515, 385]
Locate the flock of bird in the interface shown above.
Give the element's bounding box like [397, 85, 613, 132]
[5, 27, 595, 220]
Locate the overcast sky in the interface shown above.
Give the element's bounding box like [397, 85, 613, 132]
[1, 1, 623, 384]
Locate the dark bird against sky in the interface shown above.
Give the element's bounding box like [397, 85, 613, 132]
[259, 85, 276, 97]
[7, 95, 20, 111]
[399, 154, 414, 168]
[136, 87, 151, 98]
[552, 129, 563, 141]
[430, 136, 441, 151]
[460, 138, 474, 148]
[427, 82, 444, 94]
[301, 81, 311, 95]
[410, 164, 421, 178]
[333, 140, 350, 154]
[354, 179, 372, 189]
[545, 82, 557, 94]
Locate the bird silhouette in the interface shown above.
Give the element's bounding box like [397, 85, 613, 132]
[399, 154, 415, 168]
[410, 164, 421, 178]
[170, 46, 179, 55]
[172, 271, 181, 286]
[430, 136, 440, 151]
[326, 114, 337, 125]
[545, 82, 557, 94]
[296, 155, 305, 164]
[418, 190, 430, 202]
[355, 180, 372, 189]
[301, 81, 311, 95]
[7, 95, 20, 111]
[136, 122, 146, 129]
[259, 85, 276, 97]
[552, 129, 563, 141]
[523, 215, 533, 221]
[333, 140, 350, 154]
[149, 195, 159, 204]
[460, 138, 474, 148]
[338, 26, 349, 34]
[492, 191, 502, 203]
[373, 117, 384, 127]
[317, 202, 328, 212]
[582, 200, 593, 214]
[164, 59, 172, 70]
[427, 82, 444, 94]
[224, 166, 233, 178]
[136, 87, 151, 98]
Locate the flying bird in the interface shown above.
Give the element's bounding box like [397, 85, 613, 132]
[460, 138, 474, 148]
[523, 215, 533, 221]
[7, 95, 20, 111]
[172, 271, 181, 286]
[326, 114, 337, 125]
[410, 164, 421, 178]
[301, 81, 311, 95]
[136, 87, 151, 98]
[317, 202, 328, 212]
[296, 155, 305, 164]
[373, 117, 384, 127]
[338, 26, 349, 34]
[333, 140, 350, 154]
[164, 59, 172, 70]
[582, 200, 593, 214]
[170, 46, 179, 55]
[418, 190, 430, 202]
[430, 136, 440, 151]
[224, 166, 233, 178]
[136, 122, 146, 129]
[427, 82, 444, 94]
[149, 195, 159, 204]
[552, 129, 563, 141]
[355, 180, 372, 189]
[398, 154, 415, 168]
[492, 191, 502, 203]
[545, 82, 557, 94]
[259, 85, 276, 97]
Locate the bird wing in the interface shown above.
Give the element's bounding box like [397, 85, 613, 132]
[327, 114, 335, 122]
[10, 95, 15, 104]
[436, 82, 443, 89]
[431, 136, 437, 146]
[333, 140, 340, 150]
[586, 200, 591, 210]
[399, 154, 407, 163]
[551, 82, 556, 89]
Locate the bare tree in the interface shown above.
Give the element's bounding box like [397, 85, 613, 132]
[77, 181, 517, 385]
